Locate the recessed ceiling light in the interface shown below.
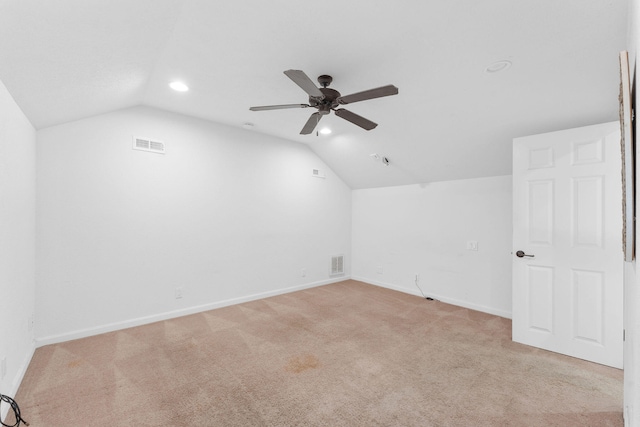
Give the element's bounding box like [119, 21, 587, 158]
[169, 81, 189, 92]
[319, 127, 332, 135]
[484, 60, 512, 74]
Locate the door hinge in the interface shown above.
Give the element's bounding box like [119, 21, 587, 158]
[623, 329, 626, 341]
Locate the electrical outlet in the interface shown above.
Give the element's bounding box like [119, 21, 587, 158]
[1, 357, 6, 380]
[377, 266, 384, 274]
[466, 240, 479, 251]
[175, 287, 184, 299]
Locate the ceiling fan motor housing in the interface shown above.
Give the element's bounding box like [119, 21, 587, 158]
[311, 87, 341, 115]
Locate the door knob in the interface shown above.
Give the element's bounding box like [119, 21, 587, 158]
[515, 250, 534, 258]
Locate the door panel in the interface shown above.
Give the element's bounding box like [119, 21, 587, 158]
[572, 176, 603, 247]
[528, 180, 554, 244]
[572, 269, 603, 344]
[527, 265, 554, 333]
[513, 121, 622, 369]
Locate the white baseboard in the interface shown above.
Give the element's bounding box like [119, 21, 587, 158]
[352, 276, 512, 319]
[36, 276, 349, 347]
[1, 342, 35, 422]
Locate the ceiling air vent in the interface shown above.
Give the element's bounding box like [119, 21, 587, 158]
[133, 136, 165, 154]
[330, 255, 344, 276]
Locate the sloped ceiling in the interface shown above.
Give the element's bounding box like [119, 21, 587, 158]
[0, 0, 629, 188]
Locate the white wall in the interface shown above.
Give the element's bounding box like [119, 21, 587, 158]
[352, 176, 512, 317]
[36, 106, 352, 343]
[625, 0, 639, 424]
[0, 79, 36, 410]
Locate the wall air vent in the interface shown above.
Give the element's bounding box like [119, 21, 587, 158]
[330, 255, 344, 276]
[133, 136, 165, 154]
[312, 168, 326, 178]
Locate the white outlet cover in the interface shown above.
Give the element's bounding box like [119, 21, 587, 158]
[466, 241, 479, 251]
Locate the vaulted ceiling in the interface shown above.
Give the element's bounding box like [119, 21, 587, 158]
[0, 1, 629, 188]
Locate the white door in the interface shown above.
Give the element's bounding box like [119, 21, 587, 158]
[512, 121, 623, 369]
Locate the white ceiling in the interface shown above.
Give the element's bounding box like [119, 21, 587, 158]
[0, 1, 629, 189]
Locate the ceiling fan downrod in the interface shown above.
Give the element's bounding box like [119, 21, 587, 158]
[317, 75, 333, 88]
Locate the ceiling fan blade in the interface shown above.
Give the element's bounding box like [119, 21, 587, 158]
[284, 70, 324, 98]
[338, 84, 398, 105]
[300, 112, 322, 135]
[334, 109, 378, 130]
[250, 104, 309, 111]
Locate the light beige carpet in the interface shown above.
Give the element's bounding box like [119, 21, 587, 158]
[9, 280, 622, 426]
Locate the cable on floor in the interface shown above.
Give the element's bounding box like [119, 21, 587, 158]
[0, 394, 29, 427]
[414, 275, 434, 300]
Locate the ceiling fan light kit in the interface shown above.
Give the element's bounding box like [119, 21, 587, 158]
[250, 69, 398, 135]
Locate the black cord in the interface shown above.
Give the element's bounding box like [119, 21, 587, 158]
[0, 394, 29, 427]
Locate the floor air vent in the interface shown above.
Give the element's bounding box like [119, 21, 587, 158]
[133, 136, 165, 154]
[330, 255, 344, 276]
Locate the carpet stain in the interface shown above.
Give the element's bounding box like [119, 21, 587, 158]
[68, 360, 83, 368]
[285, 354, 320, 374]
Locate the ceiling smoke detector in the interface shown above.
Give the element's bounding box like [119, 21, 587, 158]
[370, 153, 390, 166]
[484, 60, 512, 73]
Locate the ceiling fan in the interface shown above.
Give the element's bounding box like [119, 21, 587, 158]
[250, 70, 398, 135]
